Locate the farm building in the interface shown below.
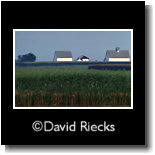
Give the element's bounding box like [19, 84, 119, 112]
[104, 47, 130, 62]
[53, 51, 73, 62]
[76, 55, 89, 61]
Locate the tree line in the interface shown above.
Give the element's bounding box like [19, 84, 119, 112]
[17, 53, 36, 62]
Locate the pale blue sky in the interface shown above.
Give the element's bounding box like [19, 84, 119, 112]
[15, 31, 131, 61]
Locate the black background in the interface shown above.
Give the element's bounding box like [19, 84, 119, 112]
[1, 1, 145, 145]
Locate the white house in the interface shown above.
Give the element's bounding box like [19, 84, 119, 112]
[53, 51, 72, 62]
[104, 47, 130, 62]
[76, 55, 89, 61]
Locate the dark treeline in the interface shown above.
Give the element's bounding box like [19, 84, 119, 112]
[17, 53, 36, 62]
[15, 61, 131, 68]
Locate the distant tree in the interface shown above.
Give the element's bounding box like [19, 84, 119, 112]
[18, 55, 22, 60]
[18, 53, 36, 62]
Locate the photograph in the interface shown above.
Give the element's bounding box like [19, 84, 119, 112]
[1, 0, 146, 147]
[14, 29, 132, 109]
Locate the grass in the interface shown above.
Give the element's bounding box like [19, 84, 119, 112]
[15, 67, 131, 107]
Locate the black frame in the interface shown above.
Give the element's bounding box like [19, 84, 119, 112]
[1, 1, 145, 145]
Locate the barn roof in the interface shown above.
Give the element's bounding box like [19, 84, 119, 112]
[77, 55, 89, 60]
[106, 50, 130, 58]
[55, 51, 72, 58]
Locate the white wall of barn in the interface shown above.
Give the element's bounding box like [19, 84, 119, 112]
[77, 59, 89, 61]
[57, 58, 72, 61]
[109, 58, 130, 62]
[82, 59, 89, 61]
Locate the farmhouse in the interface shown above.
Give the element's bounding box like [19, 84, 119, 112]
[104, 47, 130, 62]
[76, 55, 89, 61]
[53, 51, 73, 62]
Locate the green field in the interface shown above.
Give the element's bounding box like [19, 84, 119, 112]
[15, 66, 131, 107]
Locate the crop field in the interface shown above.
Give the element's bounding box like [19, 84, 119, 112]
[15, 66, 131, 107]
[88, 63, 131, 70]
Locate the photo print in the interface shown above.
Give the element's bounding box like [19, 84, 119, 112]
[14, 29, 133, 109]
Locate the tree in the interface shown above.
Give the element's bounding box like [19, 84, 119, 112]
[18, 53, 36, 62]
[18, 55, 22, 60]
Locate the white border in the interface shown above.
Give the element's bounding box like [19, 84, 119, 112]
[13, 29, 133, 109]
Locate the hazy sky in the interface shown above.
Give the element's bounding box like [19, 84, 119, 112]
[15, 30, 131, 61]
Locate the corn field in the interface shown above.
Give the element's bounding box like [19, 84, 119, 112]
[15, 67, 131, 107]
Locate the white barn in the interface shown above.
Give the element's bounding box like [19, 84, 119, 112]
[53, 51, 72, 62]
[104, 48, 130, 62]
[76, 55, 89, 61]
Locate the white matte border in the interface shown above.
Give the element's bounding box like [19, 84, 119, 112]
[13, 29, 133, 109]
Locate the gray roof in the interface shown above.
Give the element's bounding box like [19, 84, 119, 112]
[106, 50, 130, 58]
[55, 51, 72, 58]
[77, 55, 89, 60]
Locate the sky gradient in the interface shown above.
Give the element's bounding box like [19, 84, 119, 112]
[15, 30, 131, 61]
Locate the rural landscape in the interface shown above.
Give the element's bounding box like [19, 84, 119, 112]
[15, 30, 131, 108]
